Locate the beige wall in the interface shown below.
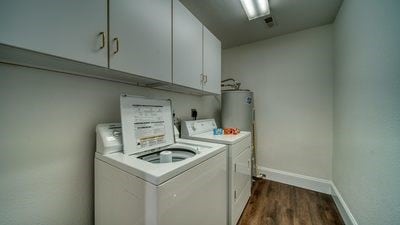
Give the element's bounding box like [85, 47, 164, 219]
[0, 63, 219, 225]
[333, 0, 400, 224]
[222, 25, 333, 179]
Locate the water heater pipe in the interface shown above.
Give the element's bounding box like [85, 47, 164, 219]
[221, 78, 241, 90]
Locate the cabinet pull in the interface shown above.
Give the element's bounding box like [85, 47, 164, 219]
[98, 32, 105, 49]
[113, 37, 120, 54]
[204, 75, 208, 83]
[248, 160, 250, 168]
[200, 74, 204, 83]
[234, 190, 237, 200]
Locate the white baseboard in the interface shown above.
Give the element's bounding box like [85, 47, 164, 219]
[256, 166, 358, 225]
[257, 166, 332, 194]
[330, 183, 359, 225]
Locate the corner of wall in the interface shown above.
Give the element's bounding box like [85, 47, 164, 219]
[331, 182, 359, 225]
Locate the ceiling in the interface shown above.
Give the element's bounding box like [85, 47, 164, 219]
[180, 0, 343, 49]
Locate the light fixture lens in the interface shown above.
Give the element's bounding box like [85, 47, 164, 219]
[240, 0, 270, 20]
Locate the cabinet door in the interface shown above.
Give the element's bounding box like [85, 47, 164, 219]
[203, 27, 221, 94]
[172, 0, 203, 90]
[109, 0, 172, 82]
[0, 0, 108, 67]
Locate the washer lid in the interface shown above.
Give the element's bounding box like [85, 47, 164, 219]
[120, 95, 174, 155]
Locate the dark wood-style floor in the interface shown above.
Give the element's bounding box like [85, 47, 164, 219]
[238, 179, 344, 225]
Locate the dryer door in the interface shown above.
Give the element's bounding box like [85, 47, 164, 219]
[232, 146, 252, 225]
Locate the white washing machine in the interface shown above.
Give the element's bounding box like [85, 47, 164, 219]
[182, 119, 252, 225]
[95, 95, 228, 225]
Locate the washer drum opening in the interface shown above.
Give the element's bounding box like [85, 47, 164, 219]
[138, 149, 197, 163]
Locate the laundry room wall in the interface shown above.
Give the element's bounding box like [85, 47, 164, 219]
[0, 63, 220, 225]
[333, 0, 400, 224]
[222, 25, 334, 180]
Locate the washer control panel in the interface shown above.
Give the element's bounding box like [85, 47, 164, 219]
[96, 123, 122, 155]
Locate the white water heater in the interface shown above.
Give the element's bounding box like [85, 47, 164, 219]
[221, 90, 254, 132]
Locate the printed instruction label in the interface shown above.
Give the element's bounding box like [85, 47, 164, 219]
[120, 95, 174, 155]
[132, 105, 166, 149]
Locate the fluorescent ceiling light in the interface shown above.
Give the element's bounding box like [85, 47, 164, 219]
[240, 0, 270, 20]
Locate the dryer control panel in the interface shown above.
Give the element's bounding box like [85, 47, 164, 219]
[181, 119, 217, 137]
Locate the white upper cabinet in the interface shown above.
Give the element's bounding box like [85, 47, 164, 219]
[203, 27, 221, 94]
[172, 0, 203, 90]
[0, 0, 220, 94]
[0, 0, 108, 67]
[172, 1, 222, 94]
[109, 0, 172, 82]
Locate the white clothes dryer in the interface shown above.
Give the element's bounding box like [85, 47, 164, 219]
[182, 119, 252, 225]
[95, 95, 227, 225]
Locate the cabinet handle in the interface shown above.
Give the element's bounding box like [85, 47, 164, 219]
[204, 75, 208, 83]
[113, 37, 120, 54]
[248, 160, 250, 168]
[98, 32, 105, 49]
[200, 74, 204, 83]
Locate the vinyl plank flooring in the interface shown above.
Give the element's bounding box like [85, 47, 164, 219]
[237, 179, 344, 225]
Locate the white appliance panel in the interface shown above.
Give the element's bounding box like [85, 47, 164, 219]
[120, 95, 174, 155]
[181, 119, 252, 225]
[232, 147, 252, 224]
[96, 123, 122, 155]
[97, 95, 227, 225]
[181, 118, 216, 136]
[95, 149, 227, 225]
[95, 118, 228, 225]
[190, 131, 251, 145]
[158, 150, 227, 225]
